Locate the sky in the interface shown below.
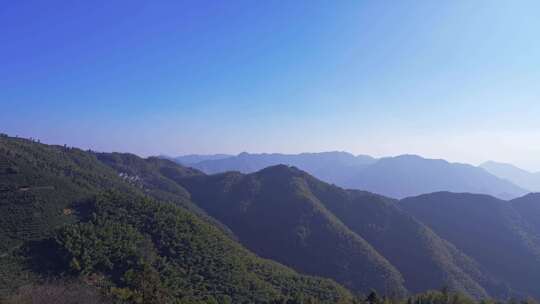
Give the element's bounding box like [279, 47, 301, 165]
[1, 1, 540, 171]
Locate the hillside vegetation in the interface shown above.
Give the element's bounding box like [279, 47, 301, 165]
[401, 192, 540, 299]
[176, 165, 407, 296]
[0, 135, 356, 303]
[2, 134, 540, 302]
[101, 150, 539, 299]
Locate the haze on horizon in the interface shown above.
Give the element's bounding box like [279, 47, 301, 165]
[2, 1, 540, 171]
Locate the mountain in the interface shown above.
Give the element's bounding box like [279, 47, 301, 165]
[401, 192, 540, 298]
[179, 153, 526, 200]
[344, 155, 527, 199]
[155, 152, 536, 298]
[172, 164, 511, 298]
[94, 152, 238, 239]
[171, 154, 232, 165]
[295, 176, 500, 298]
[0, 135, 355, 303]
[4, 134, 540, 301]
[481, 161, 540, 192]
[175, 165, 407, 296]
[184, 152, 376, 186]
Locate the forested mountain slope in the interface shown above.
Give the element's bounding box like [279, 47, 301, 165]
[401, 192, 540, 299]
[103, 152, 540, 299]
[511, 193, 540, 238]
[103, 152, 539, 299]
[0, 135, 356, 303]
[174, 165, 513, 298]
[176, 165, 407, 296]
[297, 175, 504, 298]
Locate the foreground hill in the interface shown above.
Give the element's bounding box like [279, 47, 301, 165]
[481, 161, 540, 192]
[179, 153, 526, 200]
[401, 192, 540, 299]
[0, 135, 355, 303]
[93, 152, 238, 239]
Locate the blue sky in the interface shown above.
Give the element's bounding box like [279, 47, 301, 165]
[2, 1, 540, 170]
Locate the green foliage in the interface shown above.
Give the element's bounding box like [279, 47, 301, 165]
[0, 136, 354, 303]
[405, 289, 476, 304]
[54, 191, 354, 303]
[57, 221, 146, 275]
[0, 136, 132, 254]
[95, 153, 236, 240]
[0, 280, 112, 304]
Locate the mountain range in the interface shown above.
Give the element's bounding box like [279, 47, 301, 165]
[0, 135, 353, 303]
[168, 152, 528, 199]
[2, 135, 540, 302]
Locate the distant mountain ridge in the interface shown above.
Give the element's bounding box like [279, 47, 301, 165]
[344, 155, 527, 200]
[481, 161, 540, 192]
[171, 154, 232, 165]
[168, 152, 527, 199]
[190, 151, 376, 186]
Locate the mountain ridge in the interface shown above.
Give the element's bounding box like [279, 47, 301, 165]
[0, 135, 356, 303]
[401, 191, 540, 298]
[174, 164, 408, 296]
[3, 135, 540, 301]
[481, 161, 540, 192]
[172, 152, 527, 200]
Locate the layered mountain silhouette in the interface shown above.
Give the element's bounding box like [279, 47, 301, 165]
[170, 154, 232, 165]
[481, 161, 540, 192]
[98, 155, 530, 298]
[3, 135, 540, 301]
[174, 153, 527, 199]
[189, 152, 376, 186]
[344, 155, 527, 200]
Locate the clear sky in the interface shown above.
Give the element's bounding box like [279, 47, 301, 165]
[2, 1, 540, 171]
